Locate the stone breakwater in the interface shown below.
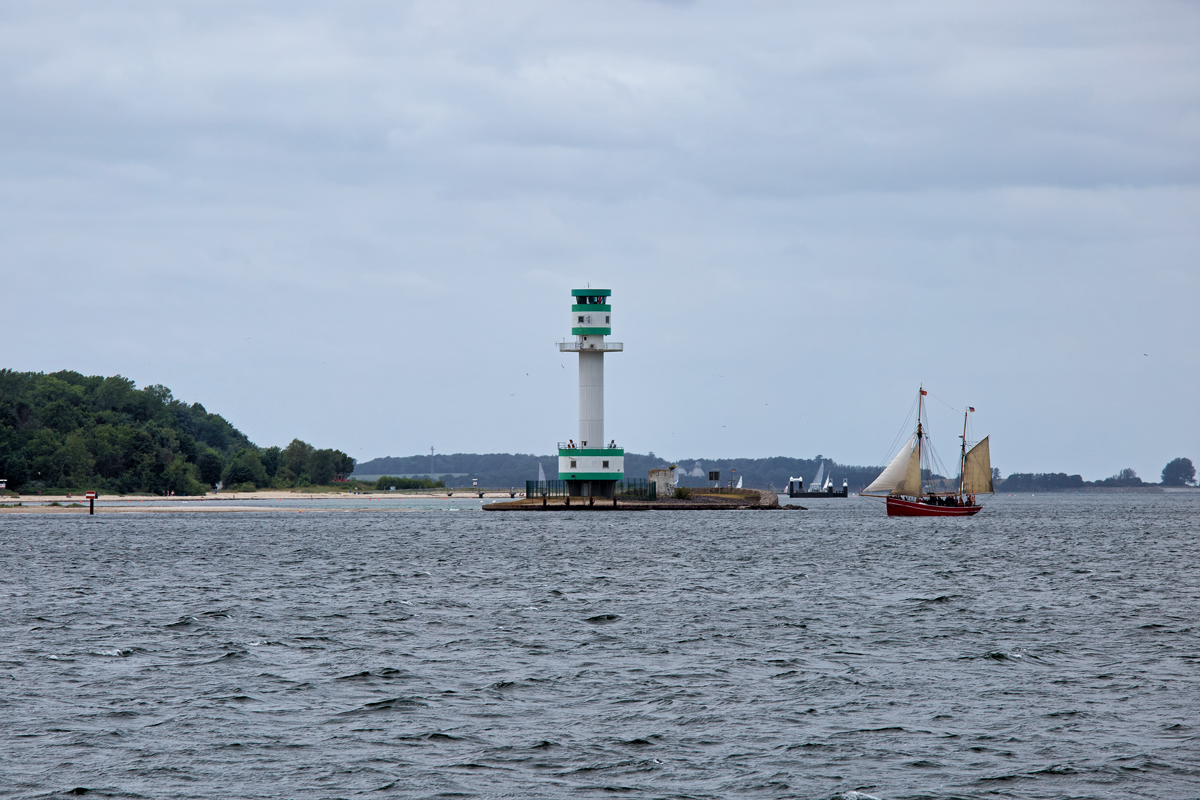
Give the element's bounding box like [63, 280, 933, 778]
[484, 489, 788, 511]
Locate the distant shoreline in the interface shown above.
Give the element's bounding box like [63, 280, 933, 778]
[998, 485, 1198, 493]
[3, 485, 1196, 514]
[0, 489, 508, 514]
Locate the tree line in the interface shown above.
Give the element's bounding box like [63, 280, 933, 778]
[1001, 459, 1196, 491]
[354, 450, 1198, 493]
[374, 477, 445, 490]
[353, 451, 886, 491]
[0, 370, 354, 495]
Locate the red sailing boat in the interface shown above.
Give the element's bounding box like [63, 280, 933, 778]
[861, 388, 993, 517]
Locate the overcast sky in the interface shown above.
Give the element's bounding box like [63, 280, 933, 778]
[3, 1, 1197, 480]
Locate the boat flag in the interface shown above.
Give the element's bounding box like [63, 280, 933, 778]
[969, 407, 975, 412]
[920, 389, 927, 395]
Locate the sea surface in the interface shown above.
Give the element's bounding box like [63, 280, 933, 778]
[2, 492, 1199, 799]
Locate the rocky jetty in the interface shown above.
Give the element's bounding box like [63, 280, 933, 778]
[483, 488, 791, 511]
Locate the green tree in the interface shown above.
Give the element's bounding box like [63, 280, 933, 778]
[260, 446, 281, 479]
[59, 432, 96, 487]
[306, 447, 354, 485]
[1161, 457, 1196, 487]
[375, 476, 444, 490]
[163, 457, 206, 495]
[195, 451, 224, 487]
[89, 425, 128, 479]
[28, 428, 63, 483]
[0, 429, 29, 487]
[222, 449, 268, 488]
[94, 375, 136, 412]
[40, 398, 84, 433]
[282, 439, 314, 481]
[1000, 473, 1086, 491]
[309, 449, 337, 485]
[0, 369, 363, 493]
[1097, 467, 1143, 487]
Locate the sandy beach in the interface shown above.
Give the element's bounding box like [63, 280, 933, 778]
[0, 490, 513, 513]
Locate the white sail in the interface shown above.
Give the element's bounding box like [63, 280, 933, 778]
[961, 436, 993, 494]
[863, 435, 923, 497]
[901, 437, 923, 497]
[736, 475, 743, 489]
[538, 463, 546, 483]
[811, 462, 825, 490]
[822, 474, 832, 491]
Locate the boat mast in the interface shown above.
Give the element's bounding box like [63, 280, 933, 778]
[959, 408, 969, 501]
[915, 387, 924, 498]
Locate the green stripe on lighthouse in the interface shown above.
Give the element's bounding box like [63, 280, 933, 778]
[557, 472, 625, 481]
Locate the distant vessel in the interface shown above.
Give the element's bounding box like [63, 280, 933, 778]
[787, 461, 849, 498]
[861, 388, 993, 516]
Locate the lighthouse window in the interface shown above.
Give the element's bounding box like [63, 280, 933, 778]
[577, 315, 584, 323]
[570, 460, 577, 468]
[602, 460, 609, 468]
[605, 315, 610, 323]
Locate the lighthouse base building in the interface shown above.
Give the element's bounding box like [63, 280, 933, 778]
[557, 288, 624, 497]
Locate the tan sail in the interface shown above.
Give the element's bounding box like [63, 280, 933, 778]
[961, 436, 993, 494]
[901, 436, 923, 497]
[863, 435, 923, 497]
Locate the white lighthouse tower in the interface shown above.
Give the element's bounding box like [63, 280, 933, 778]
[558, 288, 624, 497]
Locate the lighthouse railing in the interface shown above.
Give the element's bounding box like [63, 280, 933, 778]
[615, 478, 655, 500]
[526, 480, 569, 498]
[557, 341, 624, 352]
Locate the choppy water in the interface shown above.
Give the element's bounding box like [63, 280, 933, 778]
[2, 493, 1199, 799]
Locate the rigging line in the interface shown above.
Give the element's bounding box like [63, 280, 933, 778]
[927, 392, 959, 414]
[879, 395, 919, 467]
[929, 446, 953, 483]
[918, 399, 954, 487]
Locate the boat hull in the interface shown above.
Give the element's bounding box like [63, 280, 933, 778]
[788, 488, 849, 499]
[886, 497, 982, 517]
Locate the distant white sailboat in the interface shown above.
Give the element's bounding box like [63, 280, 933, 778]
[537, 463, 546, 483]
[787, 458, 848, 498]
[736, 475, 743, 489]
